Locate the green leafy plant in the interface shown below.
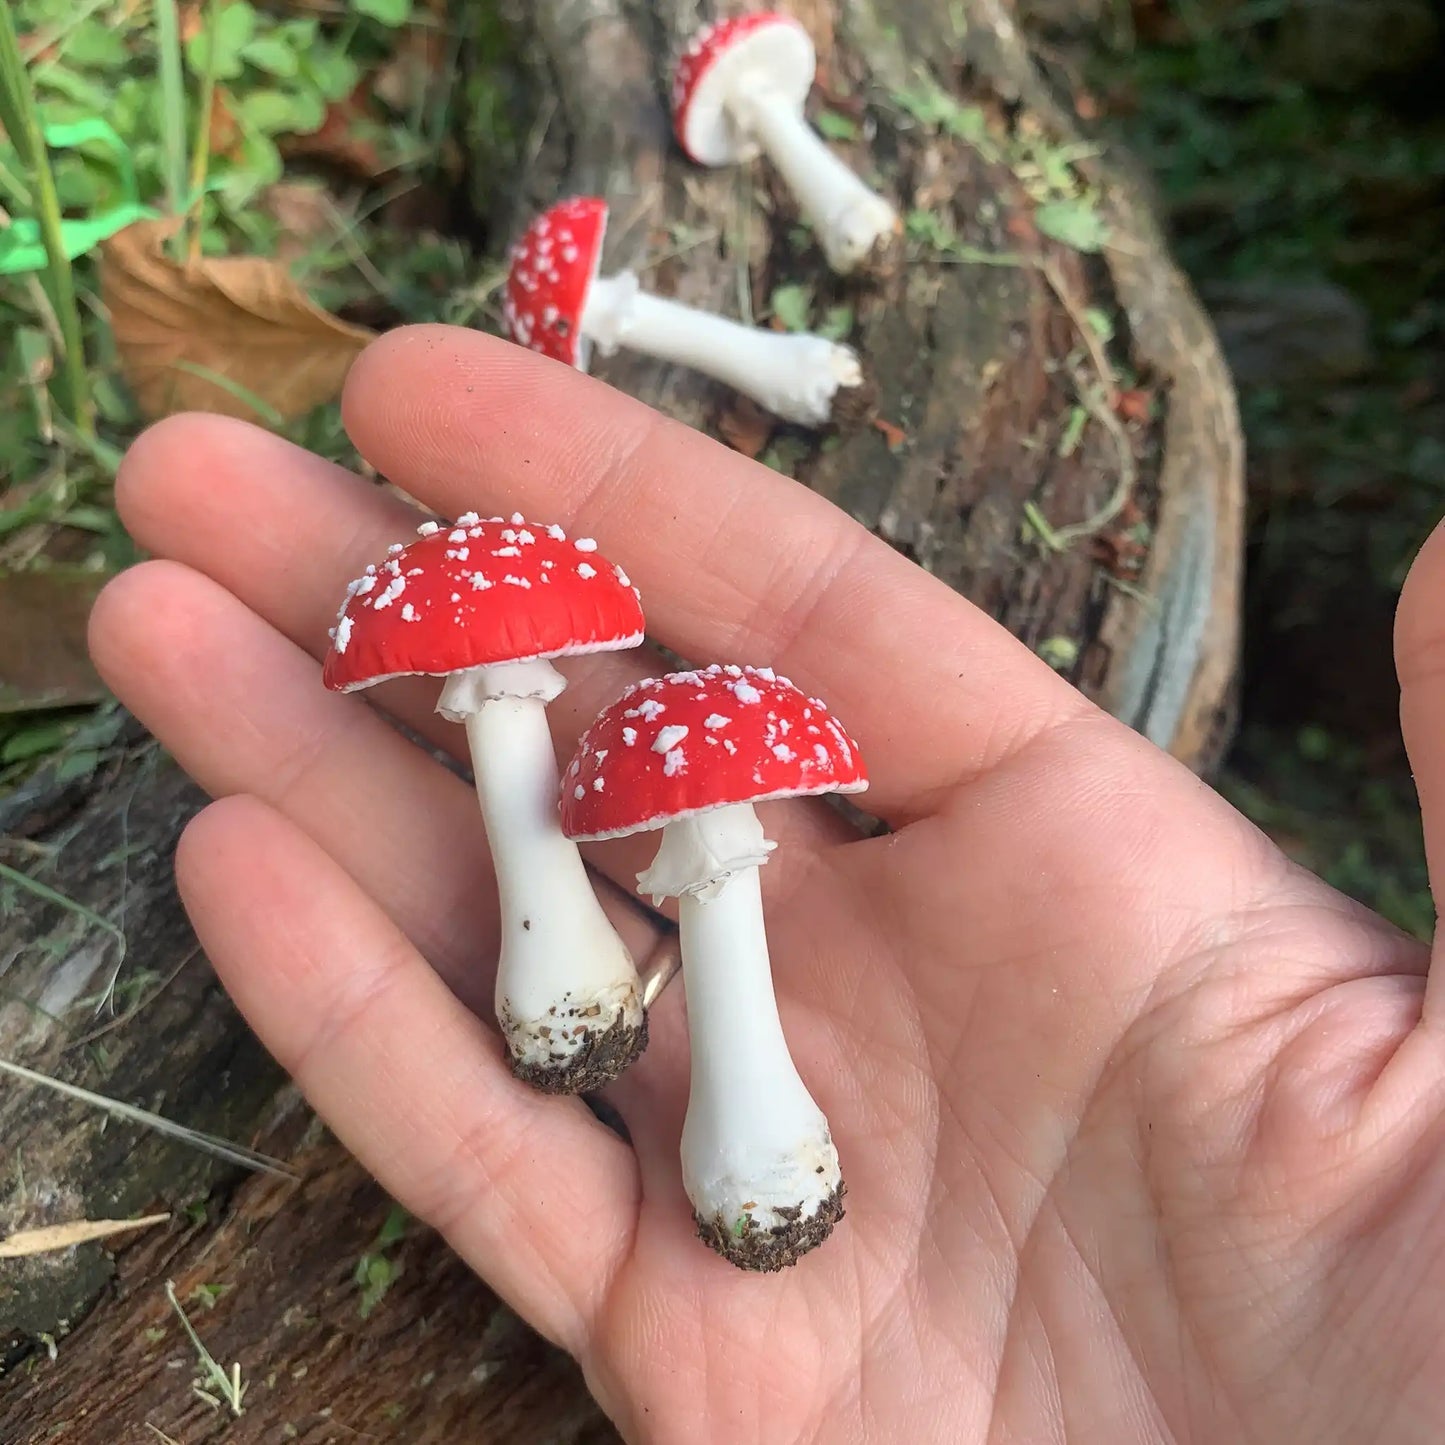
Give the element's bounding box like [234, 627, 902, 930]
[0, 0, 92, 432]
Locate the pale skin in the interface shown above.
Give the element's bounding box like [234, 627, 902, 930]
[90, 325, 1445, 1444]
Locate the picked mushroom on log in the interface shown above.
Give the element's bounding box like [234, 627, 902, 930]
[502, 196, 863, 427]
[322, 513, 649, 1095]
[672, 13, 899, 275]
[562, 663, 867, 1271]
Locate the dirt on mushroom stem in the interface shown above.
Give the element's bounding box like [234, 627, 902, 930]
[505, 1005, 649, 1096]
[695, 1182, 847, 1273]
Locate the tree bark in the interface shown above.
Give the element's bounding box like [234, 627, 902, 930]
[475, 0, 1244, 768]
[0, 2, 1242, 1440]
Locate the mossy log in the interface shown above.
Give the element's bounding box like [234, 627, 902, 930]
[0, 3, 1241, 1441]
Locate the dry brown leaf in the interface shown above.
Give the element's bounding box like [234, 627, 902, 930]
[715, 398, 775, 459]
[0, 568, 108, 713]
[870, 415, 909, 451]
[100, 218, 374, 423]
[0, 1213, 170, 1259]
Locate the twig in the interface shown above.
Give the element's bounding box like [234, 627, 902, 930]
[1026, 257, 1139, 551]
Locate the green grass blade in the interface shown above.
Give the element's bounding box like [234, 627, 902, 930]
[186, 0, 219, 258]
[0, 0, 94, 435]
[0, 1057, 297, 1178]
[0, 859, 125, 948]
[152, 0, 188, 219]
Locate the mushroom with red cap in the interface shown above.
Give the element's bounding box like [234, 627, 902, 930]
[503, 197, 863, 428]
[324, 513, 648, 1094]
[561, 664, 867, 1270]
[672, 14, 898, 274]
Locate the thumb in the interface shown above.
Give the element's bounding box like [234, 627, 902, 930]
[1395, 516, 1445, 1011]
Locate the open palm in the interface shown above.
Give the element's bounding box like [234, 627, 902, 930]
[91, 328, 1445, 1444]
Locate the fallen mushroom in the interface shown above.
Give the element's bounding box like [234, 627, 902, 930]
[323, 514, 648, 1094]
[502, 196, 862, 428]
[560, 664, 867, 1270]
[672, 13, 899, 274]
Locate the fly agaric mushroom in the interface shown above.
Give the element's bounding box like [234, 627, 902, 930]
[560, 664, 867, 1270]
[502, 196, 862, 428]
[323, 513, 648, 1094]
[672, 14, 899, 274]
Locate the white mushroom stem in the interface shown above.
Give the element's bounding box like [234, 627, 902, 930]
[439, 658, 641, 1079]
[729, 85, 897, 274]
[580, 271, 861, 428]
[638, 804, 840, 1237]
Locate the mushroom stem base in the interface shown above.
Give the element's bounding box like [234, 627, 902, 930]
[506, 1005, 649, 1096]
[450, 662, 644, 1093]
[695, 1180, 846, 1272]
[671, 859, 843, 1264]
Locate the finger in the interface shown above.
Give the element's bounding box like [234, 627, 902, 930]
[342, 325, 1091, 818]
[88, 559, 664, 1010]
[114, 414, 853, 881]
[175, 794, 637, 1352]
[1396, 518, 1445, 1018]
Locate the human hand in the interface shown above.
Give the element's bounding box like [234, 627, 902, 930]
[90, 326, 1445, 1443]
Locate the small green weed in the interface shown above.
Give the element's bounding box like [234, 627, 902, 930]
[353, 1203, 409, 1318]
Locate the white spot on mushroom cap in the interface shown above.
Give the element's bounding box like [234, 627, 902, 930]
[592, 778, 605, 791]
[653, 725, 690, 753]
[469, 572, 493, 590]
[577, 563, 597, 579]
[732, 681, 762, 704]
[502, 575, 531, 588]
[703, 714, 730, 729]
[373, 576, 406, 610]
[457, 511, 481, 525]
[622, 727, 637, 746]
[334, 615, 353, 653]
[574, 538, 598, 552]
[401, 603, 418, 622]
[574, 785, 585, 800]
[636, 699, 665, 721]
[546, 524, 566, 541]
[417, 520, 441, 536]
[663, 748, 687, 777]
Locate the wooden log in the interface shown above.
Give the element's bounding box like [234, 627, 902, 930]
[0, 3, 1242, 1439]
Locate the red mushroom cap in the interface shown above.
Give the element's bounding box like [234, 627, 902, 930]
[501, 197, 609, 367]
[560, 664, 866, 841]
[322, 513, 643, 692]
[672, 13, 814, 166]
